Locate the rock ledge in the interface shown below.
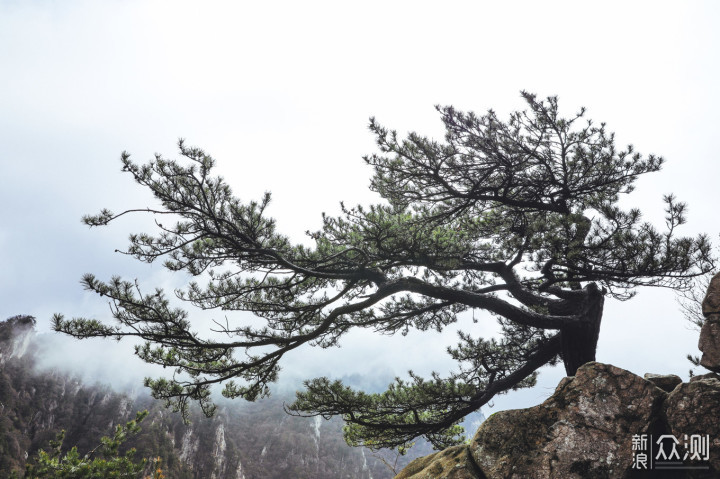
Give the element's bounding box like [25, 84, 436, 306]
[395, 362, 719, 479]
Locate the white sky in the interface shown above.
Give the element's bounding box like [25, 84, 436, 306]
[1, 1, 719, 414]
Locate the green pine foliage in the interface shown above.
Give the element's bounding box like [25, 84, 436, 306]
[20, 411, 148, 479]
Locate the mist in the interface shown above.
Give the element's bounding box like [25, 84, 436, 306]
[2, 0, 719, 421]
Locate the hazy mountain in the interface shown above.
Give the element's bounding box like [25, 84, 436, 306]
[0, 317, 453, 478]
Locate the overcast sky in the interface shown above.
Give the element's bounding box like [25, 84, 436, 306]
[1, 1, 719, 414]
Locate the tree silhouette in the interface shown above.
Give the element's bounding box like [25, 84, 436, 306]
[55, 92, 713, 450]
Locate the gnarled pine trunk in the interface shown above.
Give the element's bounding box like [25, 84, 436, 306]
[559, 282, 605, 376]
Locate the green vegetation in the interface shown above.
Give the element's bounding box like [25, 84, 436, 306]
[19, 411, 149, 479]
[55, 92, 713, 450]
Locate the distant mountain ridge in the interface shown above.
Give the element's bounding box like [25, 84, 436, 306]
[0, 317, 438, 478]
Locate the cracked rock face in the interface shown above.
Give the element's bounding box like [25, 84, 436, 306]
[665, 374, 720, 472]
[699, 273, 720, 372]
[701, 272, 720, 317]
[467, 362, 667, 479]
[394, 362, 720, 479]
[699, 317, 720, 373]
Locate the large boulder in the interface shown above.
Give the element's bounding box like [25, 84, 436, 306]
[394, 362, 720, 479]
[701, 272, 720, 317]
[664, 373, 720, 473]
[698, 318, 720, 373]
[643, 373, 682, 392]
[698, 272, 720, 372]
[467, 362, 667, 479]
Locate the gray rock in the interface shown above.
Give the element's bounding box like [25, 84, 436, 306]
[690, 372, 720, 382]
[468, 362, 666, 479]
[702, 272, 720, 316]
[643, 373, 683, 392]
[394, 362, 720, 479]
[698, 316, 720, 373]
[665, 375, 720, 473]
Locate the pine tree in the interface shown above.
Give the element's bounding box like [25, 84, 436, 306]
[55, 92, 714, 450]
[20, 411, 149, 478]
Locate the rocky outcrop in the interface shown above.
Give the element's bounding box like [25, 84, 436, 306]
[643, 373, 682, 392]
[701, 272, 720, 317]
[700, 272, 720, 372]
[665, 373, 720, 472]
[395, 362, 720, 479]
[698, 321, 720, 373]
[470, 363, 666, 478]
